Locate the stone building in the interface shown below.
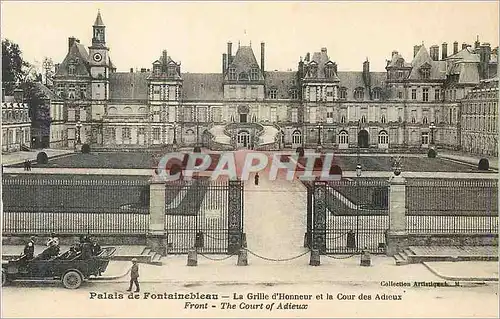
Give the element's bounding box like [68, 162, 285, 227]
[460, 76, 498, 156]
[50, 12, 498, 153]
[1, 89, 31, 152]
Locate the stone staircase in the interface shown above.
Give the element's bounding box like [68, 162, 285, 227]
[394, 246, 498, 266]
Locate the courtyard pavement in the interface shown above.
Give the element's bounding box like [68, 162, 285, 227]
[440, 151, 498, 170]
[1, 149, 74, 166]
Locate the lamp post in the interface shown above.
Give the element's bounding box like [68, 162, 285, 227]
[76, 121, 82, 144]
[316, 124, 323, 146]
[429, 122, 436, 147]
[172, 122, 177, 147]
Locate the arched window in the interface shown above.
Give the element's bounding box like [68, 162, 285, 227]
[138, 107, 147, 114]
[378, 130, 389, 147]
[292, 130, 302, 144]
[338, 130, 349, 145]
[422, 116, 428, 124]
[124, 107, 132, 113]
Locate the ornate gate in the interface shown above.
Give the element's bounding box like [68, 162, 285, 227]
[306, 179, 389, 254]
[165, 178, 244, 254]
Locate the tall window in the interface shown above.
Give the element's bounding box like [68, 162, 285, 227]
[229, 68, 236, 80]
[421, 132, 429, 145]
[68, 64, 76, 75]
[152, 128, 161, 141]
[372, 88, 381, 100]
[167, 66, 177, 78]
[291, 109, 298, 122]
[250, 68, 259, 80]
[251, 87, 258, 99]
[109, 128, 116, 142]
[292, 130, 302, 144]
[434, 88, 440, 101]
[411, 89, 417, 100]
[289, 88, 298, 99]
[325, 65, 334, 78]
[361, 115, 367, 123]
[68, 84, 76, 99]
[56, 84, 64, 97]
[381, 114, 386, 124]
[338, 131, 349, 145]
[269, 88, 277, 99]
[340, 115, 346, 123]
[80, 85, 87, 99]
[378, 131, 389, 145]
[122, 127, 131, 140]
[422, 88, 429, 102]
[398, 91, 403, 99]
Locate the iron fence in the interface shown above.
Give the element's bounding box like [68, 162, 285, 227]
[406, 178, 498, 234]
[164, 178, 243, 254]
[2, 176, 150, 234]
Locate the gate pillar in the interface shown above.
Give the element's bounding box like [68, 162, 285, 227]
[228, 180, 243, 254]
[312, 181, 327, 254]
[304, 182, 313, 248]
[147, 179, 168, 256]
[386, 174, 408, 256]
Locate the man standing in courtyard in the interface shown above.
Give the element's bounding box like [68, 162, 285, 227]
[127, 258, 140, 292]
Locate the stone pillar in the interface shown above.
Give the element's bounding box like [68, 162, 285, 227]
[312, 182, 327, 254]
[147, 179, 168, 255]
[385, 174, 408, 256]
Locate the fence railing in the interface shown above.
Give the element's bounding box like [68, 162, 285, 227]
[406, 178, 498, 234]
[2, 176, 150, 234]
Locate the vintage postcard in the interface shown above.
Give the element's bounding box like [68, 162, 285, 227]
[1, 1, 499, 318]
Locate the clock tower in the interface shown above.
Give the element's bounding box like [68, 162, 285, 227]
[88, 10, 110, 101]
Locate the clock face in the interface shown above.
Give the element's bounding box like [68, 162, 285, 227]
[93, 53, 103, 62]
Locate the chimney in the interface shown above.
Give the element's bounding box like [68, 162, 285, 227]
[475, 36, 480, 49]
[227, 42, 232, 65]
[305, 53, 310, 62]
[140, 68, 147, 73]
[413, 45, 421, 58]
[479, 43, 491, 79]
[363, 59, 371, 88]
[222, 53, 227, 74]
[13, 88, 23, 103]
[68, 37, 76, 51]
[392, 50, 398, 57]
[162, 50, 168, 64]
[321, 47, 327, 54]
[130, 68, 134, 73]
[453, 41, 459, 55]
[261, 42, 265, 75]
[55, 63, 60, 74]
[430, 45, 439, 61]
[462, 43, 468, 50]
[75, 39, 80, 44]
[441, 42, 448, 59]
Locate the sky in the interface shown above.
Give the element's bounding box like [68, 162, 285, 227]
[1, 1, 499, 74]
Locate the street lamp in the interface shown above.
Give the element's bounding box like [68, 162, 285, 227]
[316, 124, 323, 146]
[172, 123, 178, 148]
[429, 122, 436, 146]
[76, 121, 82, 144]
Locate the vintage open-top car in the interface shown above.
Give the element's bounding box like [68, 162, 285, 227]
[1, 246, 116, 289]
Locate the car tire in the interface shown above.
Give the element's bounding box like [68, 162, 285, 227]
[62, 270, 83, 289]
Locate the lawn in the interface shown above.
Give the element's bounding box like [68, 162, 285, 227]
[9, 151, 486, 172]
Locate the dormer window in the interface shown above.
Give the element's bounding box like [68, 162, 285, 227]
[250, 68, 259, 80]
[153, 65, 161, 75]
[372, 87, 382, 100]
[229, 68, 236, 80]
[420, 66, 431, 79]
[167, 66, 177, 77]
[339, 87, 347, 99]
[68, 64, 76, 76]
[310, 65, 318, 77]
[289, 88, 298, 100]
[68, 84, 76, 100]
[354, 87, 364, 100]
[325, 65, 335, 78]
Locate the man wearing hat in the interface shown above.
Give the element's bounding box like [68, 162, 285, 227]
[23, 236, 36, 260]
[127, 258, 140, 292]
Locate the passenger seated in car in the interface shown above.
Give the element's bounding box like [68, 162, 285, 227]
[91, 239, 102, 256]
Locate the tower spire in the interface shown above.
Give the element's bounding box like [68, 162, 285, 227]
[94, 10, 105, 26]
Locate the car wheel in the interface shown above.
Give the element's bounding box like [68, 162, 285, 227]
[62, 270, 82, 289]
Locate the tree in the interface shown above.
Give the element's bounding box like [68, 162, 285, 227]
[2, 39, 30, 95]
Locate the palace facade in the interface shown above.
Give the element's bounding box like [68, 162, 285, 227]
[49, 12, 498, 153]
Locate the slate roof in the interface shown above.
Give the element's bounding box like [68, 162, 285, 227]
[225, 46, 264, 81]
[458, 63, 480, 84]
[305, 49, 338, 80]
[94, 11, 105, 26]
[181, 73, 223, 101]
[109, 72, 149, 101]
[387, 51, 412, 68]
[265, 71, 297, 99]
[34, 82, 62, 101]
[54, 42, 90, 78]
[409, 45, 446, 80]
